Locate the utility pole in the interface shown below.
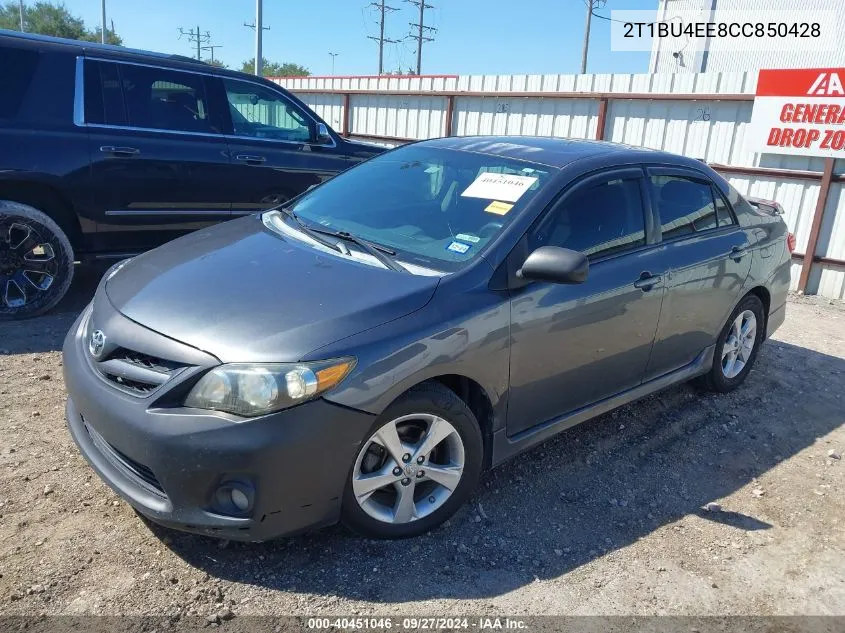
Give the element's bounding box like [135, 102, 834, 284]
[328, 52, 339, 75]
[19, 0, 24, 31]
[581, 0, 606, 74]
[405, 0, 435, 75]
[202, 44, 223, 64]
[367, 1, 399, 75]
[100, 0, 106, 43]
[244, 0, 270, 76]
[177, 26, 211, 61]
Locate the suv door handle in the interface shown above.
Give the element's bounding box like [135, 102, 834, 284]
[633, 273, 663, 291]
[730, 246, 748, 261]
[236, 154, 267, 164]
[100, 146, 140, 157]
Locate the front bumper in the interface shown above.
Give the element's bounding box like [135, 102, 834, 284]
[63, 304, 375, 541]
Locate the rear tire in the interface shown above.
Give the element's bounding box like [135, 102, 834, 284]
[341, 383, 483, 539]
[696, 294, 765, 393]
[0, 201, 74, 320]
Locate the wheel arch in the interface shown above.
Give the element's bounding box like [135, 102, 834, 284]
[744, 285, 771, 337]
[0, 180, 82, 249]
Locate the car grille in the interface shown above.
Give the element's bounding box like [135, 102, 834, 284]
[93, 346, 189, 397]
[84, 421, 166, 497]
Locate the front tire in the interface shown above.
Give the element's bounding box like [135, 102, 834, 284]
[696, 294, 765, 392]
[0, 201, 74, 320]
[342, 383, 483, 539]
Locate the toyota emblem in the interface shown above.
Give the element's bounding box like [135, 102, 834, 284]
[89, 330, 106, 358]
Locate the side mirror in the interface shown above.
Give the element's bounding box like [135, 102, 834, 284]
[517, 246, 589, 284]
[314, 122, 333, 145]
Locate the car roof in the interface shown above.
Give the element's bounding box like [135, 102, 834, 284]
[0, 29, 272, 83]
[417, 135, 706, 171]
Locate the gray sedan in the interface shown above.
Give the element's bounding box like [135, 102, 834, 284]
[62, 136, 792, 540]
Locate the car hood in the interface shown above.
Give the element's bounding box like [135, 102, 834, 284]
[105, 216, 439, 363]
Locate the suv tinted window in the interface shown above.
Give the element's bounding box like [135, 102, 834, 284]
[223, 78, 312, 142]
[0, 46, 40, 119]
[651, 175, 731, 238]
[115, 63, 214, 133]
[532, 176, 647, 259]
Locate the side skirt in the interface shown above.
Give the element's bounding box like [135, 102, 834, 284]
[491, 344, 715, 467]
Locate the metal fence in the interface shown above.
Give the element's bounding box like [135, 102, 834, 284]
[273, 72, 845, 300]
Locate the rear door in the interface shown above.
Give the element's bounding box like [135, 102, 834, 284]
[643, 167, 752, 380]
[506, 168, 667, 436]
[214, 76, 355, 215]
[83, 58, 232, 253]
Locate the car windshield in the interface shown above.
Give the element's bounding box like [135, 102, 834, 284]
[265, 145, 556, 273]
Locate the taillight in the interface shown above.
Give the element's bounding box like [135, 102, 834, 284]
[787, 232, 796, 253]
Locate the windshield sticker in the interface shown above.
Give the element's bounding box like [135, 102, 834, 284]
[446, 241, 471, 254]
[455, 233, 480, 244]
[461, 172, 538, 202]
[484, 200, 514, 216]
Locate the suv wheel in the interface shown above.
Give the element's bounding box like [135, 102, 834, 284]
[342, 383, 483, 538]
[0, 201, 74, 320]
[696, 294, 765, 392]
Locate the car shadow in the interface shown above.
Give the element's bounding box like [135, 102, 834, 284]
[154, 338, 844, 603]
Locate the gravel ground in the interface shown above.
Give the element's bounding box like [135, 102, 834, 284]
[0, 268, 844, 618]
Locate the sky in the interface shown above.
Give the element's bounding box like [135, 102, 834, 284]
[59, 0, 656, 76]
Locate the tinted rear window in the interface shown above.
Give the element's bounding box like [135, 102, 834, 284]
[0, 47, 40, 119]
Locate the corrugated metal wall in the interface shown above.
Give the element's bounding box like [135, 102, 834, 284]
[274, 71, 845, 299]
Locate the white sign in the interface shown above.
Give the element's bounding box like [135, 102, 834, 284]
[747, 68, 845, 159]
[461, 173, 538, 203]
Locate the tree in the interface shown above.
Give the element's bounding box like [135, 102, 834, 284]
[0, 1, 122, 45]
[204, 59, 227, 69]
[240, 58, 310, 77]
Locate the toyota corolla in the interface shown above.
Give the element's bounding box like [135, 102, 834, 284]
[63, 136, 792, 540]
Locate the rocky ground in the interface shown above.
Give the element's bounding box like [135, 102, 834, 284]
[0, 268, 843, 620]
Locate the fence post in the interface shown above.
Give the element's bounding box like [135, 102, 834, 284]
[798, 157, 835, 293]
[595, 97, 609, 141]
[444, 95, 455, 137]
[341, 93, 350, 137]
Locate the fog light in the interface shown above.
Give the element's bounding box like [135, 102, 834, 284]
[230, 488, 249, 511]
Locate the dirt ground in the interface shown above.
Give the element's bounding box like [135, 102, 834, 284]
[0, 267, 844, 618]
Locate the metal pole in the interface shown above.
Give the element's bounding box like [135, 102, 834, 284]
[416, 0, 424, 75]
[101, 0, 106, 43]
[329, 52, 338, 75]
[19, 0, 24, 31]
[255, 0, 263, 76]
[196, 25, 201, 60]
[581, 0, 592, 74]
[378, 0, 385, 74]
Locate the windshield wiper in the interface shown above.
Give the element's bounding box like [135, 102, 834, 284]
[305, 226, 407, 273]
[276, 207, 347, 254]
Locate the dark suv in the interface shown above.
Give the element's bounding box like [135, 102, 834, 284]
[0, 30, 382, 319]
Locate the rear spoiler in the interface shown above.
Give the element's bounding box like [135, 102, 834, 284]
[746, 197, 784, 215]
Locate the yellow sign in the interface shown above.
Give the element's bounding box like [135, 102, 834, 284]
[485, 200, 513, 215]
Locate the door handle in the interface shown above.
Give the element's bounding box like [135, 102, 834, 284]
[731, 246, 748, 261]
[99, 146, 140, 157]
[236, 154, 267, 164]
[633, 273, 663, 290]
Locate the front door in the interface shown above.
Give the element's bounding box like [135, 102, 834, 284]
[83, 59, 232, 253]
[643, 168, 752, 379]
[217, 77, 355, 215]
[507, 169, 666, 436]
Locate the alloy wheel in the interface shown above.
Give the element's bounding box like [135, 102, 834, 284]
[0, 220, 58, 309]
[352, 413, 466, 524]
[720, 309, 757, 379]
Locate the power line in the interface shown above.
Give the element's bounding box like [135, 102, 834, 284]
[405, 0, 436, 75]
[366, 1, 400, 75]
[201, 44, 223, 64]
[177, 25, 211, 61]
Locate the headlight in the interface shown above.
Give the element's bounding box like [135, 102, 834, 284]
[184, 358, 355, 418]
